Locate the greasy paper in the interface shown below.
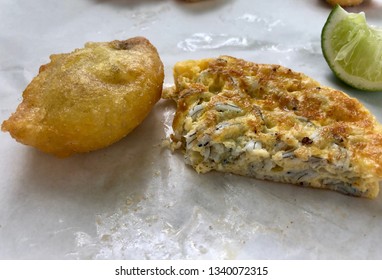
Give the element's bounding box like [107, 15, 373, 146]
[1, 0, 382, 259]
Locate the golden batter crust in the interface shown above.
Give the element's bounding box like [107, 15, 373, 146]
[2, 37, 164, 157]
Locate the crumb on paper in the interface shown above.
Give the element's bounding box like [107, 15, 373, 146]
[161, 138, 181, 152]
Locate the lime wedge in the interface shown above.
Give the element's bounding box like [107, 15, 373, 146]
[321, 5, 382, 91]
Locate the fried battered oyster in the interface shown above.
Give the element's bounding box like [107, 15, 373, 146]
[164, 56, 382, 198]
[2, 37, 164, 157]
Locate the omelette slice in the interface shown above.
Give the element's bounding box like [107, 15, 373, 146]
[163, 56, 382, 198]
[2, 37, 164, 157]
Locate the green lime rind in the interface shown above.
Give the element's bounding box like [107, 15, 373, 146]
[321, 5, 382, 91]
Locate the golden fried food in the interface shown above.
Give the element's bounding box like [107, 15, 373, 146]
[326, 0, 364, 6]
[2, 37, 164, 157]
[164, 56, 382, 198]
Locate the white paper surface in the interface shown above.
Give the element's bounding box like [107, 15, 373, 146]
[1, 0, 382, 259]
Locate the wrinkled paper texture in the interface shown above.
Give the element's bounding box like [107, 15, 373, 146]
[1, 0, 382, 259]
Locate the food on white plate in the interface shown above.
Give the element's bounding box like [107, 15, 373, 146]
[163, 56, 382, 198]
[326, 0, 364, 6]
[322, 4, 382, 91]
[2, 37, 164, 157]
